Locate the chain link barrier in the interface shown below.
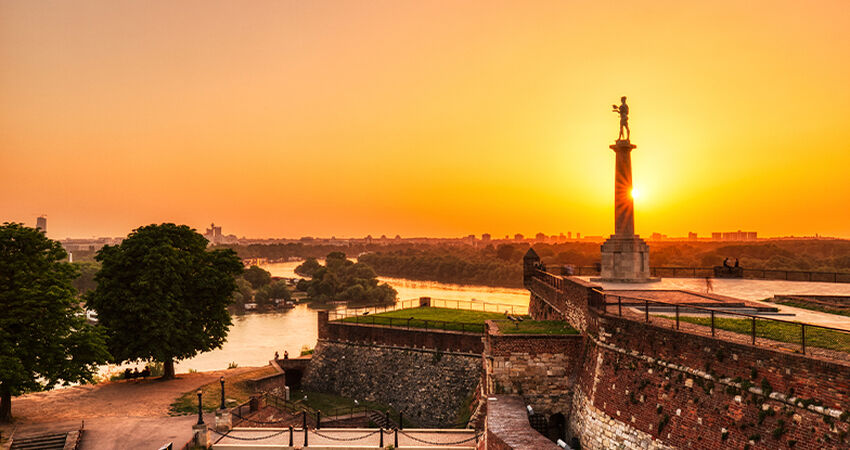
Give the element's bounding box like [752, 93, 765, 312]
[399, 429, 483, 446]
[311, 428, 382, 442]
[208, 427, 291, 441]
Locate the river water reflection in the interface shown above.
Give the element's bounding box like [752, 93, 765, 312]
[155, 262, 850, 374]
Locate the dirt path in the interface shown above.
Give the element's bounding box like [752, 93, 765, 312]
[9, 366, 259, 424]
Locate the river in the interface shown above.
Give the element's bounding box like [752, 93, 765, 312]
[129, 261, 850, 375]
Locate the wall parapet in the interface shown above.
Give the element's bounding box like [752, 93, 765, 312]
[317, 310, 484, 353]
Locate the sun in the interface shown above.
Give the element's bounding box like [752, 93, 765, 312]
[631, 188, 640, 199]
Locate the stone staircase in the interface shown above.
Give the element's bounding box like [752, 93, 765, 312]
[10, 432, 68, 450]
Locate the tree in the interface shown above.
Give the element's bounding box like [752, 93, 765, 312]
[243, 265, 271, 289]
[71, 261, 100, 295]
[87, 224, 243, 379]
[0, 223, 110, 422]
[294, 257, 322, 277]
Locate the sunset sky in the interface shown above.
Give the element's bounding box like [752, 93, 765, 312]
[2, 1, 849, 240]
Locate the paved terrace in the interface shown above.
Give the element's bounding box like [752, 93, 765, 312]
[211, 427, 480, 449]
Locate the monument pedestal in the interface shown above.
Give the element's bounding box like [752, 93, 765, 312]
[591, 234, 659, 283]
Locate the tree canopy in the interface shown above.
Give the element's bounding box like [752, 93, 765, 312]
[294, 257, 322, 277]
[243, 265, 272, 289]
[296, 252, 396, 305]
[0, 223, 110, 422]
[86, 223, 243, 379]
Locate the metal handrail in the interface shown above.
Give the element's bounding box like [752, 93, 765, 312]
[531, 270, 850, 356]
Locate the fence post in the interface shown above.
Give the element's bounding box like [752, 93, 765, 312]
[711, 309, 714, 337]
[751, 317, 756, 345]
[289, 426, 293, 446]
[645, 300, 649, 322]
[316, 410, 321, 430]
[618, 296, 622, 316]
[380, 428, 384, 447]
[801, 324, 806, 355]
[304, 422, 309, 447]
[399, 412, 403, 430]
[675, 304, 680, 330]
[394, 428, 399, 447]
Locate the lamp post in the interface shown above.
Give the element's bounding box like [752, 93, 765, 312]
[219, 377, 226, 410]
[196, 390, 204, 425]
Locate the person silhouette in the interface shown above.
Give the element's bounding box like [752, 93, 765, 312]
[612, 96, 630, 140]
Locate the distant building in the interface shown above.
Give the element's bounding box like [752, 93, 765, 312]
[481, 233, 491, 243]
[576, 232, 581, 240]
[535, 232, 546, 241]
[650, 232, 667, 241]
[567, 232, 572, 240]
[688, 232, 698, 240]
[36, 216, 47, 233]
[713, 230, 758, 241]
[558, 233, 566, 242]
[514, 233, 524, 241]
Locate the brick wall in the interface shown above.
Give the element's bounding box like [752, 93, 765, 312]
[570, 315, 850, 449]
[317, 311, 484, 353]
[520, 274, 850, 450]
[483, 321, 584, 444]
[525, 273, 602, 332]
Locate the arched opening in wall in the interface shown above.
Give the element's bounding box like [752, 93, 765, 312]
[548, 413, 566, 442]
[284, 369, 303, 389]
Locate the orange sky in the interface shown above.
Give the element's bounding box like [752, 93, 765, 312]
[1, 1, 849, 240]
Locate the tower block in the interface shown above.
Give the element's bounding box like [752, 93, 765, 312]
[592, 140, 658, 283]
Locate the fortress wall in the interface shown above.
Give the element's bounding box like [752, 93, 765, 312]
[302, 340, 481, 427]
[316, 310, 484, 353]
[569, 315, 850, 449]
[484, 322, 583, 419]
[526, 275, 602, 332]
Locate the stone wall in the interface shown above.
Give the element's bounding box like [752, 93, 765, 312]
[484, 321, 583, 420]
[302, 340, 481, 427]
[525, 273, 602, 332]
[317, 310, 484, 353]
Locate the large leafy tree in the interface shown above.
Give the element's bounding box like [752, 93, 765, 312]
[0, 223, 110, 423]
[87, 224, 243, 379]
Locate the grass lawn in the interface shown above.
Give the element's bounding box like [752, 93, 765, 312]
[169, 365, 277, 415]
[772, 299, 850, 317]
[337, 307, 507, 332]
[495, 319, 579, 335]
[663, 315, 850, 353]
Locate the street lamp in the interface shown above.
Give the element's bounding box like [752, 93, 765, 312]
[219, 376, 226, 410]
[196, 390, 204, 425]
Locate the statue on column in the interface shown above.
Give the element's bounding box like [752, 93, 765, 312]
[612, 96, 630, 141]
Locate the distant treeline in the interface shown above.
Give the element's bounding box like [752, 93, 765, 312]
[358, 248, 525, 288]
[214, 239, 850, 289]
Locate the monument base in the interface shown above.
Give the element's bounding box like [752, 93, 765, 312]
[591, 234, 660, 283]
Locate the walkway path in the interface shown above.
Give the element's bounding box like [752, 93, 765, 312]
[8, 367, 259, 449]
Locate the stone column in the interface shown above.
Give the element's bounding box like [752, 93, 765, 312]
[591, 140, 658, 283]
[215, 409, 232, 433]
[611, 140, 636, 236]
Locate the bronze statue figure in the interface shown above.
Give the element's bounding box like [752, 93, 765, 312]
[612, 96, 629, 140]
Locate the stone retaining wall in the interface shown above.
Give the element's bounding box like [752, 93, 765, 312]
[302, 340, 481, 427]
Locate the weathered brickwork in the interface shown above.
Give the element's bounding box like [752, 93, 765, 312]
[570, 388, 672, 450]
[517, 269, 850, 450]
[484, 322, 583, 419]
[303, 340, 481, 427]
[575, 316, 850, 449]
[526, 274, 602, 333]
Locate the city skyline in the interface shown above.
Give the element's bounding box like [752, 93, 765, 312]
[3, 1, 850, 239]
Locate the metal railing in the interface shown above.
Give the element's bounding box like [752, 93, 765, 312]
[566, 265, 850, 283]
[595, 291, 850, 356]
[336, 298, 525, 316]
[329, 310, 487, 334]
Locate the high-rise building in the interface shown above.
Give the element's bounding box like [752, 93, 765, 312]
[36, 216, 47, 233]
[688, 232, 698, 240]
